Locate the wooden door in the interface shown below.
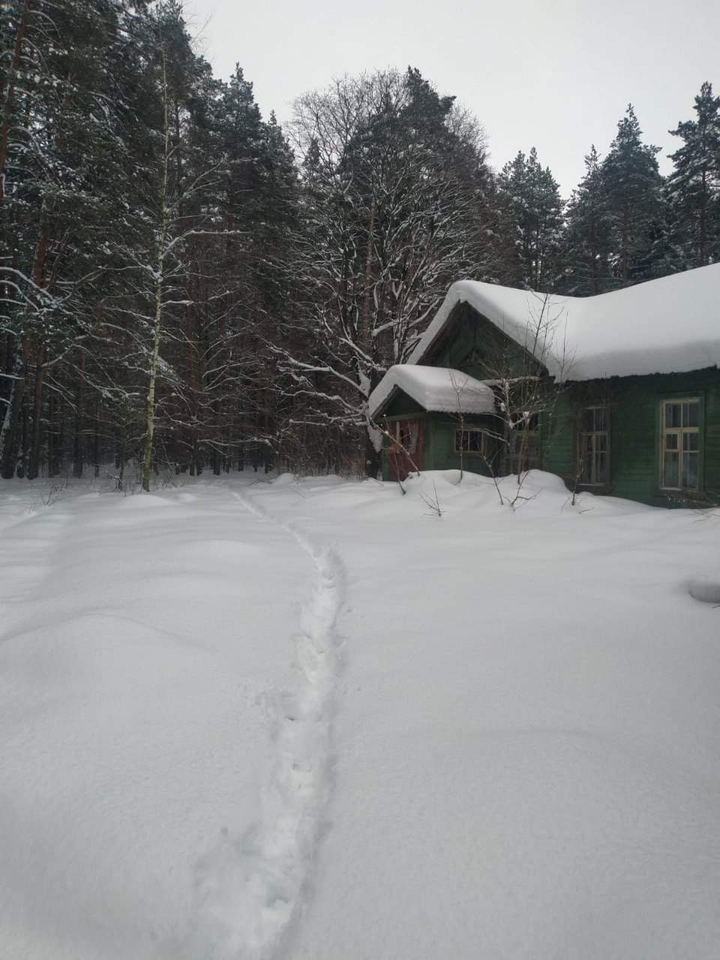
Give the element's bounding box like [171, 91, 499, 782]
[387, 419, 425, 481]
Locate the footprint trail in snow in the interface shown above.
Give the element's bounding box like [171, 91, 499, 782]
[188, 488, 345, 960]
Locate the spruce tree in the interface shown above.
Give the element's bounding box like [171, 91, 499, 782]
[497, 147, 564, 290]
[602, 105, 663, 286]
[562, 145, 613, 295]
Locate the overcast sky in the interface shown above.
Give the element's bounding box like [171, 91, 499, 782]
[185, 0, 720, 197]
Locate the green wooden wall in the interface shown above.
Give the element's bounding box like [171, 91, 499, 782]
[382, 387, 502, 480]
[544, 369, 720, 506]
[432, 302, 537, 381]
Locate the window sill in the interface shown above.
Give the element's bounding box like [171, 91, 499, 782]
[658, 487, 701, 495]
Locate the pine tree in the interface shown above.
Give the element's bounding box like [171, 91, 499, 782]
[602, 105, 663, 286]
[562, 145, 613, 294]
[497, 147, 564, 290]
[666, 81, 720, 269]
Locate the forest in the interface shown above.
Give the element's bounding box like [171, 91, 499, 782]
[2, 0, 720, 483]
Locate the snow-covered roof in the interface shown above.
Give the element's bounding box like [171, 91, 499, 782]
[369, 365, 496, 419]
[409, 264, 720, 381]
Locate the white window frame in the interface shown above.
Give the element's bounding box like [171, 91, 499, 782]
[659, 398, 700, 492]
[578, 405, 609, 486]
[455, 428, 487, 455]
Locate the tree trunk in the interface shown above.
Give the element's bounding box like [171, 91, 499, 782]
[142, 291, 164, 492]
[73, 352, 84, 477]
[699, 168, 707, 267]
[142, 50, 170, 494]
[0, 337, 29, 478]
[621, 203, 630, 285]
[365, 428, 381, 478]
[27, 359, 46, 479]
[93, 402, 100, 478]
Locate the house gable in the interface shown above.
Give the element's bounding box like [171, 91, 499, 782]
[383, 390, 427, 419]
[421, 301, 547, 382]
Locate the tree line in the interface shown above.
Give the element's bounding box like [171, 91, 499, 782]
[1, 0, 719, 482]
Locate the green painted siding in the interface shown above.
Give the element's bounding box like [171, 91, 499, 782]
[380, 396, 498, 479]
[542, 370, 720, 506]
[542, 390, 577, 482]
[425, 413, 499, 476]
[432, 303, 539, 381]
[384, 393, 427, 418]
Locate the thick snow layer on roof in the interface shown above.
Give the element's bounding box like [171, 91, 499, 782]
[368, 365, 496, 418]
[410, 264, 720, 380]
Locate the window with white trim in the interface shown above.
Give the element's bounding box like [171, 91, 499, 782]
[579, 406, 609, 485]
[660, 398, 700, 491]
[455, 428, 486, 454]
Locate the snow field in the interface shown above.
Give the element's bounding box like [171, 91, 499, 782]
[0, 484, 319, 959]
[245, 471, 720, 960]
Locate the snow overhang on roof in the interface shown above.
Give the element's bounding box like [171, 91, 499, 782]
[409, 264, 720, 381]
[369, 365, 496, 420]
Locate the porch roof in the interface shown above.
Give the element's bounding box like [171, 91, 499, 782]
[369, 365, 496, 420]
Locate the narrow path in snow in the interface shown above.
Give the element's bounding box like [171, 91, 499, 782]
[189, 488, 345, 960]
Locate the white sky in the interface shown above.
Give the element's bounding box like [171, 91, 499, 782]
[185, 0, 720, 197]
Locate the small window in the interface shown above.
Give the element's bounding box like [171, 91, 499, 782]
[579, 406, 609, 485]
[660, 399, 700, 491]
[508, 413, 540, 474]
[455, 428, 486, 454]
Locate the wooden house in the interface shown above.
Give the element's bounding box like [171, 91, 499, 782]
[369, 264, 720, 506]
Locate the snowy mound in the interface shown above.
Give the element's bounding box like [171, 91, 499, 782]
[2, 476, 720, 959]
[688, 579, 720, 604]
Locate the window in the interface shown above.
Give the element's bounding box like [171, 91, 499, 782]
[508, 413, 540, 475]
[660, 398, 700, 491]
[390, 420, 419, 455]
[455, 428, 486, 454]
[579, 406, 609, 485]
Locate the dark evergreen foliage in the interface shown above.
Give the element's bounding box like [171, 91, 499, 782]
[496, 147, 564, 291]
[600, 105, 664, 286]
[665, 82, 720, 270]
[561, 146, 613, 295]
[0, 8, 718, 480]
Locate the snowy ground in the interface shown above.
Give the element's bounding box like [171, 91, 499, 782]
[1, 471, 720, 959]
